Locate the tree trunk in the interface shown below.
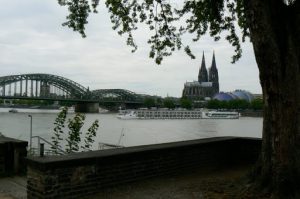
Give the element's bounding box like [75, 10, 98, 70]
[244, 0, 300, 198]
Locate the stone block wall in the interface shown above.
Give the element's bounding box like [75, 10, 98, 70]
[27, 137, 261, 199]
[75, 102, 99, 113]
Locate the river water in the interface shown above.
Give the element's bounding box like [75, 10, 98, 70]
[0, 108, 262, 150]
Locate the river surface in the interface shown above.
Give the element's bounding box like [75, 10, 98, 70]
[0, 108, 263, 150]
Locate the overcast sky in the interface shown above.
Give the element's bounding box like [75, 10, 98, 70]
[0, 0, 261, 97]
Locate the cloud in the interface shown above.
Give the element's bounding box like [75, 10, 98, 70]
[0, 0, 261, 97]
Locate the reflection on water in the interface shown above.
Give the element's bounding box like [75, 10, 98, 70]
[0, 107, 262, 150]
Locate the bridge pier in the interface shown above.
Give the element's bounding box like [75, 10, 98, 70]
[75, 102, 99, 113]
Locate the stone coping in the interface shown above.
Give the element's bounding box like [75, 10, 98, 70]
[27, 136, 261, 171]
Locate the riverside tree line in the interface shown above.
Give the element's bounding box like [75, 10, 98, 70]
[143, 97, 263, 110]
[0, 97, 263, 110]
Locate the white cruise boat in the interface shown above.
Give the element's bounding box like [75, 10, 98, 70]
[201, 111, 239, 119]
[117, 110, 139, 119]
[118, 108, 203, 119]
[8, 109, 18, 113]
[117, 109, 239, 120]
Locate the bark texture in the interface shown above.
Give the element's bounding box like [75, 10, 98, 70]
[244, 0, 300, 198]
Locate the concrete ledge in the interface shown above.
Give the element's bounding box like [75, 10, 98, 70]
[27, 137, 261, 199]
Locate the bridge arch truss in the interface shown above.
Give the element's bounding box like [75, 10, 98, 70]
[0, 74, 146, 104]
[0, 73, 87, 99]
[91, 89, 144, 103]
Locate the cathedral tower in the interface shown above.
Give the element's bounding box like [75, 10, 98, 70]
[208, 51, 219, 94]
[198, 52, 208, 82]
[182, 51, 220, 100]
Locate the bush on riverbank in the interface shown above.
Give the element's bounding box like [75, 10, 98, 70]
[52, 107, 99, 154]
[206, 99, 263, 111]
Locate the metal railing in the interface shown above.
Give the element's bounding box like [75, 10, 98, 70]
[29, 136, 125, 156]
[29, 136, 66, 156]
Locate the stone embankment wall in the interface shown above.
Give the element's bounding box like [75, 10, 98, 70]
[27, 137, 261, 199]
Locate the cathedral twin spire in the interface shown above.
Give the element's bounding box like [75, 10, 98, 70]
[198, 51, 218, 84]
[198, 52, 208, 82]
[182, 51, 220, 99]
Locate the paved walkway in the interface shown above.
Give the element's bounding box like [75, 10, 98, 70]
[0, 166, 249, 199]
[88, 165, 250, 199]
[0, 176, 27, 199]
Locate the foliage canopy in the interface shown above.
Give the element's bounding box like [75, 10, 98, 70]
[57, 0, 253, 64]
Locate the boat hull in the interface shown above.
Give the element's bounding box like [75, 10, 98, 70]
[201, 111, 239, 119]
[117, 109, 239, 120]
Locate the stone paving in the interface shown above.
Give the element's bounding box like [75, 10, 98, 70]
[0, 176, 26, 199]
[0, 165, 249, 199]
[88, 165, 250, 199]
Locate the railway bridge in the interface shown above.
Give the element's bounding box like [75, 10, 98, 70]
[0, 74, 145, 112]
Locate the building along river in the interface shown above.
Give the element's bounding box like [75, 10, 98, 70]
[0, 108, 262, 151]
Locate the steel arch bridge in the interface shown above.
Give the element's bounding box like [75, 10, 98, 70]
[0, 73, 144, 103]
[0, 73, 87, 98]
[91, 89, 144, 103]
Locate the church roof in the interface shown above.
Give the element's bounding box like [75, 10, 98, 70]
[184, 81, 212, 87]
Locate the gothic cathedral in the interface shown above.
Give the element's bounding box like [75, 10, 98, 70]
[182, 52, 219, 100]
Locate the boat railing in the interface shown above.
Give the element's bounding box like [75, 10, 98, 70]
[98, 142, 123, 150]
[98, 128, 125, 150]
